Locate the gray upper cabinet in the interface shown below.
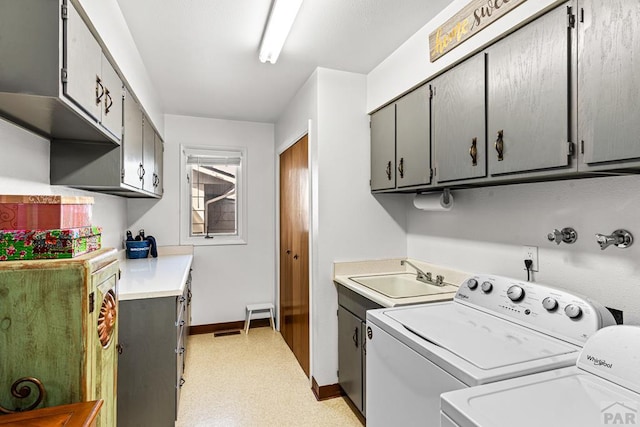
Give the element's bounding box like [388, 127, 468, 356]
[122, 88, 144, 189]
[370, 104, 396, 191]
[396, 85, 431, 188]
[0, 0, 122, 144]
[432, 53, 486, 184]
[63, 2, 122, 142]
[578, 0, 640, 169]
[99, 54, 124, 140]
[487, 4, 572, 176]
[154, 134, 165, 196]
[370, 85, 431, 192]
[64, 1, 102, 123]
[142, 116, 156, 194]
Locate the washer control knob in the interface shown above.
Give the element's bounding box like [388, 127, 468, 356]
[481, 281, 493, 293]
[542, 297, 558, 311]
[467, 278, 478, 290]
[507, 285, 525, 302]
[564, 304, 583, 319]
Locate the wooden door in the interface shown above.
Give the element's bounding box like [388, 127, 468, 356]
[279, 135, 310, 376]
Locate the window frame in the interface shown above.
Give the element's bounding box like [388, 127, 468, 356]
[179, 144, 248, 246]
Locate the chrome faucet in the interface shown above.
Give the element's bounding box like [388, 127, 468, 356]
[401, 260, 434, 285]
[595, 229, 633, 250]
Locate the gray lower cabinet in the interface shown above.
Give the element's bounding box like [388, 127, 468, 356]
[432, 53, 486, 184]
[337, 284, 382, 416]
[117, 273, 192, 426]
[487, 3, 573, 177]
[578, 0, 640, 170]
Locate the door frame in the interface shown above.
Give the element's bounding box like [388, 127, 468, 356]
[275, 121, 315, 381]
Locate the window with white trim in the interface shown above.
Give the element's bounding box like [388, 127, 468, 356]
[180, 146, 247, 245]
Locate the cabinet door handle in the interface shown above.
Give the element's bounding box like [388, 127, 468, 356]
[286, 249, 291, 255]
[352, 327, 359, 348]
[179, 377, 186, 387]
[104, 89, 113, 115]
[397, 157, 404, 179]
[470, 137, 478, 166]
[95, 76, 104, 105]
[386, 161, 392, 180]
[495, 130, 504, 161]
[178, 320, 185, 327]
[293, 254, 299, 260]
[138, 163, 144, 180]
[116, 343, 124, 354]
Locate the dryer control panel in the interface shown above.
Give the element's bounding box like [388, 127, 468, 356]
[454, 274, 616, 346]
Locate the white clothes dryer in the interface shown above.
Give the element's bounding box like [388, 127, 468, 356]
[441, 325, 640, 427]
[365, 274, 616, 427]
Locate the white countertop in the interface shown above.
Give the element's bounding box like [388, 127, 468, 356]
[118, 247, 193, 301]
[333, 258, 469, 307]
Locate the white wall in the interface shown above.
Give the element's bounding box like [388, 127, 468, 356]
[367, 0, 564, 112]
[128, 115, 275, 326]
[0, 118, 126, 249]
[77, 0, 164, 134]
[368, 0, 640, 324]
[407, 176, 640, 324]
[275, 68, 407, 386]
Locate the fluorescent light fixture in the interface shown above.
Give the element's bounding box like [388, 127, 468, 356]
[259, 0, 303, 64]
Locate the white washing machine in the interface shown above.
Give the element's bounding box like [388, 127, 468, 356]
[365, 274, 616, 427]
[441, 325, 640, 427]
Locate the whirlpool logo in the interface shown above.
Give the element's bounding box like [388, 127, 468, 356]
[586, 354, 613, 369]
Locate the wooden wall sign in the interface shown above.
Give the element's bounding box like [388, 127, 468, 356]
[429, 0, 527, 62]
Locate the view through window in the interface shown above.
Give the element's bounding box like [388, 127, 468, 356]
[182, 148, 245, 243]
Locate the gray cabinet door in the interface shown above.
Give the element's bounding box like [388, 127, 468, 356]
[154, 134, 164, 196]
[579, 0, 640, 166]
[142, 116, 156, 193]
[100, 54, 123, 141]
[433, 54, 486, 183]
[396, 85, 431, 187]
[122, 88, 143, 189]
[370, 104, 396, 191]
[338, 306, 363, 412]
[487, 5, 570, 176]
[64, 1, 102, 121]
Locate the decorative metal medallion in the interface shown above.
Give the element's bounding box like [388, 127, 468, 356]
[98, 289, 117, 348]
[0, 377, 46, 414]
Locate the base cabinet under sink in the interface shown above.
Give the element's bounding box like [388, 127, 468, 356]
[336, 284, 382, 416]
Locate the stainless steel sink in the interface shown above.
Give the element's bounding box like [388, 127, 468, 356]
[349, 273, 458, 299]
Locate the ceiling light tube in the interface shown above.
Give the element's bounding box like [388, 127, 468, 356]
[259, 0, 303, 64]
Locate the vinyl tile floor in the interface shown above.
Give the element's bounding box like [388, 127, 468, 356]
[176, 327, 364, 427]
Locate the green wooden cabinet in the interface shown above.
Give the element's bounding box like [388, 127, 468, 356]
[0, 248, 119, 427]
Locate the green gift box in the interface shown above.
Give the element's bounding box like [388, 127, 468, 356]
[0, 226, 102, 261]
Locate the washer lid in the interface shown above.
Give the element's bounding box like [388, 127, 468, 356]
[385, 304, 578, 370]
[442, 368, 640, 427]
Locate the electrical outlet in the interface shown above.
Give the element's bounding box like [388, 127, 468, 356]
[523, 245, 539, 272]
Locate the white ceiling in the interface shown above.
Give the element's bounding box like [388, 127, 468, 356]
[116, 0, 452, 123]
